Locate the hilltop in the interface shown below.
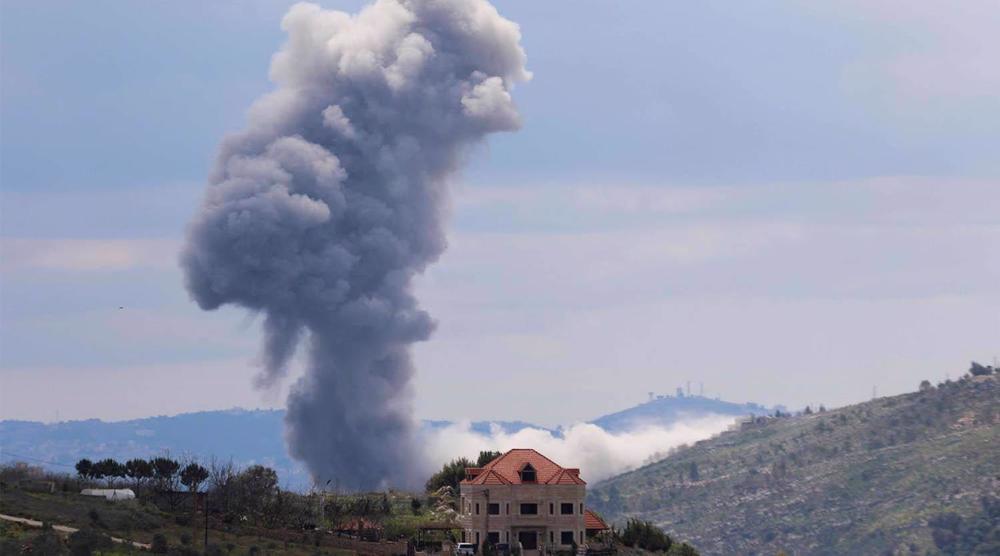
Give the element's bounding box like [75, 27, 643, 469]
[592, 395, 773, 433]
[588, 372, 999, 555]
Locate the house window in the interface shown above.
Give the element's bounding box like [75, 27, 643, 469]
[561, 503, 574, 515]
[475, 531, 480, 545]
[561, 532, 575, 545]
[475, 503, 480, 515]
[488, 503, 500, 515]
[580, 503, 584, 515]
[580, 531, 584, 543]
[462, 531, 466, 542]
[519, 503, 538, 515]
[549, 503, 554, 514]
[505, 503, 510, 515]
[549, 531, 554, 544]
[487, 532, 500, 545]
[519, 463, 536, 483]
[505, 531, 509, 542]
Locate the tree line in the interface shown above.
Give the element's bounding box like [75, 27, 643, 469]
[74, 457, 208, 494]
[425, 450, 502, 493]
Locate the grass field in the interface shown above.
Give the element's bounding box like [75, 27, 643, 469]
[0, 487, 356, 555]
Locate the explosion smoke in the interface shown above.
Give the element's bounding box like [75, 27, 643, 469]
[181, 0, 528, 489]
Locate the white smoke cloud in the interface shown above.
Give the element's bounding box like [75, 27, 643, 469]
[421, 415, 737, 483]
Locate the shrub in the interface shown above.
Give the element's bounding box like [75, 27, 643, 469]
[32, 529, 68, 555]
[180, 532, 192, 546]
[0, 539, 23, 555]
[619, 518, 673, 552]
[151, 533, 169, 553]
[68, 528, 113, 556]
[667, 542, 699, 556]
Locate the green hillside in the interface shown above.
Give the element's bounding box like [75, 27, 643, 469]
[588, 371, 999, 555]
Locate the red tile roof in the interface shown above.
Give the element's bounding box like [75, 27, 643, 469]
[584, 509, 609, 531]
[462, 448, 586, 485]
[478, 469, 512, 485]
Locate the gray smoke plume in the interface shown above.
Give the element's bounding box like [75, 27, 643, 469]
[181, 0, 529, 489]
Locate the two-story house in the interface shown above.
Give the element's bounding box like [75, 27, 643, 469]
[458, 449, 604, 555]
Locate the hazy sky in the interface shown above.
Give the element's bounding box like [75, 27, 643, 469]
[1, 0, 997, 425]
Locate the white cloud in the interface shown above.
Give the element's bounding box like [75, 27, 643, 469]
[0, 238, 180, 272]
[411, 176, 1000, 424]
[2, 177, 996, 426]
[823, 1, 1000, 122]
[455, 183, 735, 217]
[420, 415, 737, 483]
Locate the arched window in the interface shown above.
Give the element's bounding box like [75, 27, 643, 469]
[519, 463, 537, 483]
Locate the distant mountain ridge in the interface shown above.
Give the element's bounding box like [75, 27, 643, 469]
[0, 394, 774, 491]
[588, 374, 1000, 555]
[0, 411, 546, 490]
[0, 408, 303, 485]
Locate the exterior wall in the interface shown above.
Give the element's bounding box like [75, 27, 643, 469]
[458, 483, 587, 551]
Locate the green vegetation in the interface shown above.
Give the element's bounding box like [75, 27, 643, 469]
[425, 457, 474, 493]
[589, 367, 1000, 555]
[927, 495, 1000, 555]
[476, 451, 503, 467]
[1, 521, 67, 555]
[0, 458, 398, 555]
[424, 450, 504, 494]
[616, 518, 698, 555]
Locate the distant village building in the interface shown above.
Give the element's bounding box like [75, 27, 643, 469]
[458, 449, 609, 554]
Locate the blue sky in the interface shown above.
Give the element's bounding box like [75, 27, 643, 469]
[1, 0, 998, 424]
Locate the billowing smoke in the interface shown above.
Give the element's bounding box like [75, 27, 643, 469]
[421, 416, 737, 483]
[181, 0, 529, 489]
